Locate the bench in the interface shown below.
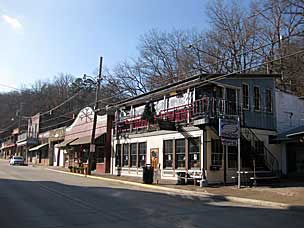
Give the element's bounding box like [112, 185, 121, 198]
[177, 171, 202, 185]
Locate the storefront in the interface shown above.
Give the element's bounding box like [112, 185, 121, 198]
[16, 132, 39, 162]
[112, 126, 239, 184]
[29, 143, 49, 165]
[48, 127, 65, 167]
[57, 107, 113, 174]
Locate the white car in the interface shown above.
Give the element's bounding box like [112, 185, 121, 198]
[9, 156, 25, 166]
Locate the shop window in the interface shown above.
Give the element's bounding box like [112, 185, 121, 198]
[254, 86, 260, 111]
[123, 144, 129, 167]
[163, 140, 173, 168]
[130, 143, 137, 167]
[138, 142, 147, 167]
[228, 146, 237, 168]
[242, 84, 249, 110]
[175, 139, 186, 168]
[266, 89, 272, 112]
[115, 144, 121, 167]
[211, 139, 222, 167]
[188, 137, 200, 169]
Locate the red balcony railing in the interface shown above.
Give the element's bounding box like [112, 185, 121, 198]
[114, 97, 238, 135]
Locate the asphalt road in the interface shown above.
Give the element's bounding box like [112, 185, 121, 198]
[0, 160, 303, 228]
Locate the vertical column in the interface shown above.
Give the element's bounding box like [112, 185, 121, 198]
[172, 139, 176, 176]
[136, 143, 139, 174]
[185, 138, 189, 171]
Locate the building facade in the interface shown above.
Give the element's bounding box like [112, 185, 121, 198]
[110, 74, 280, 184]
[56, 107, 113, 174]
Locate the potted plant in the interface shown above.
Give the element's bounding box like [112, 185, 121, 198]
[142, 101, 156, 130]
[68, 166, 73, 172]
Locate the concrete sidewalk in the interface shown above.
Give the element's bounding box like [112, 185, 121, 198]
[46, 166, 304, 211]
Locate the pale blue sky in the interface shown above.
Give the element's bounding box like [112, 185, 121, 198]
[0, 0, 210, 91]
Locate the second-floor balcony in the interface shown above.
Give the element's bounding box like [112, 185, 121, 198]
[114, 97, 240, 135]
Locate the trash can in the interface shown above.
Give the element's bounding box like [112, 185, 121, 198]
[143, 164, 154, 184]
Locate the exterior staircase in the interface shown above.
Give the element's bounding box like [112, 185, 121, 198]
[241, 127, 280, 184]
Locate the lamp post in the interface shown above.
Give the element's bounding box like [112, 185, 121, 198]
[86, 57, 103, 175]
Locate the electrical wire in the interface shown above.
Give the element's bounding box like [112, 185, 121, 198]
[38, 41, 304, 132]
[40, 89, 83, 116]
[109, 49, 304, 108]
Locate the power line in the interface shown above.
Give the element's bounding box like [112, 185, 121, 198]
[3, 31, 302, 133]
[40, 89, 83, 116]
[0, 121, 18, 132]
[109, 49, 304, 108]
[21, 30, 304, 133]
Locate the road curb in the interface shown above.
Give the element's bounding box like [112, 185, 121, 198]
[46, 168, 304, 211]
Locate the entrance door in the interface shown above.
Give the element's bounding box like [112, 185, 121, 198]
[150, 148, 159, 169]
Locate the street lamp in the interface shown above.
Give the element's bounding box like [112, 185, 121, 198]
[86, 57, 103, 175]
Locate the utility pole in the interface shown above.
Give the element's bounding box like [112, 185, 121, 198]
[237, 116, 241, 189]
[17, 103, 24, 157]
[87, 57, 103, 175]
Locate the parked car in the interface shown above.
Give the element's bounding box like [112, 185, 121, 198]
[9, 156, 25, 166]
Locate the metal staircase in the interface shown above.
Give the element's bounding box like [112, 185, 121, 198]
[241, 127, 280, 178]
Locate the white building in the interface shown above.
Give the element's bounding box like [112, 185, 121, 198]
[110, 74, 280, 184]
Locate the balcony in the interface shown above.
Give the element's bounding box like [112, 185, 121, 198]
[114, 97, 239, 135]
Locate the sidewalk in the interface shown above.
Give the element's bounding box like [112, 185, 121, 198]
[46, 166, 304, 209]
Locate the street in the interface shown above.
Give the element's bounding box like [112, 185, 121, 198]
[0, 160, 303, 228]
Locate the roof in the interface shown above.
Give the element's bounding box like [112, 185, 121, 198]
[110, 73, 280, 108]
[69, 133, 105, 146]
[29, 143, 49, 152]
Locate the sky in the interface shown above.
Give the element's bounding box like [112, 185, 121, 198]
[0, 0, 210, 92]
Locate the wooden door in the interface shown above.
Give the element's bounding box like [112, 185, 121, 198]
[150, 148, 159, 169]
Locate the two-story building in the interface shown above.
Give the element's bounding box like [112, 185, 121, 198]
[0, 128, 20, 159]
[110, 73, 280, 184]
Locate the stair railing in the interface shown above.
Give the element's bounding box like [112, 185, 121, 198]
[241, 127, 280, 177]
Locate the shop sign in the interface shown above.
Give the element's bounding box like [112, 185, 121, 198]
[219, 117, 240, 145]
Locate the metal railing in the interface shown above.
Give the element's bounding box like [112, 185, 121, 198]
[114, 97, 241, 135]
[241, 127, 280, 177]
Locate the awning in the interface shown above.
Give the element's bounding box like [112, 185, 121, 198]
[70, 136, 92, 146]
[17, 141, 27, 147]
[2, 144, 16, 149]
[270, 125, 304, 143]
[55, 138, 78, 148]
[69, 134, 105, 146]
[29, 143, 49, 152]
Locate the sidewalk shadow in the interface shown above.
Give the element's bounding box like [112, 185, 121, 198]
[0, 178, 303, 228]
